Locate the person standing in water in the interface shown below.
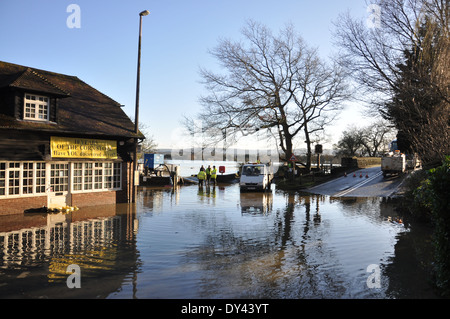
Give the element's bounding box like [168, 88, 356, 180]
[211, 166, 217, 185]
[206, 165, 211, 184]
[198, 168, 206, 186]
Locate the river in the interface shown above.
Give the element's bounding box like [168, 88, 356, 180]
[0, 182, 440, 299]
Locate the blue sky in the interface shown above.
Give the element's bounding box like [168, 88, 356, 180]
[0, 0, 372, 151]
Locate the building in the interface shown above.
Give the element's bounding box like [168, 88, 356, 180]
[0, 61, 144, 215]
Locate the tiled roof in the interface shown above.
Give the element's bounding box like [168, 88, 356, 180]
[9, 68, 70, 96]
[0, 61, 144, 139]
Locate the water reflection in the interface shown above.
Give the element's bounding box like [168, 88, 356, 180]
[0, 185, 439, 299]
[132, 185, 437, 298]
[198, 185, 217, 204]
[240, 191, 273, 215]
[181, 192, 380, 298]
[0, 204, 139, 298]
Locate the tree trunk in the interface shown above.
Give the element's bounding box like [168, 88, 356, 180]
[303, 115, 312, 172]
[283, 124, 294, 162]
[304, 129, 312, 172]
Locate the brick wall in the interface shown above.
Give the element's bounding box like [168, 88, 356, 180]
[71, 191, 117, 207]
[0, 196, 47, 216]
[0, 188, 127, 216]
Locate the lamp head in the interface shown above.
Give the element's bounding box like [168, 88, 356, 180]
[140, 10, 150, 16]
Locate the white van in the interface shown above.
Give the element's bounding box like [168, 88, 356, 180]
[239, 164, 273, 192]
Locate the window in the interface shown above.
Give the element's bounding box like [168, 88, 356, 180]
[22, 162, 34, 194]
[35, 163, 46, 193]
[50, 163, 68, 192]
[84, 163, 93, 190]
[8, 162, 20, 195]
[0, 162, 46, 197]
[94, 163, 103, 189]
[24, 93, 49, 121]
[71, 162, 121, 192]
[104, 163, 113, 189]
[113, 163, 121, 189]
[0, 161, 122, 198]
[104, 163, 121, 189]
[242, 165, 265, 176]
[73, 163, 83, 191]
[0, 163, 5, 196]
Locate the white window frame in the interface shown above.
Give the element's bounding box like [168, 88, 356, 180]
[24, 93, 50, 121]
[0, 161, 47, 198]
[0, 161, 122, 198]
[0, 162, 6, 196]
[8, 162, 20, 196]
[70, 161, 122, 194]
[50, 162, 69, 193]
[113, 162, 121, 189]
[73, 163, 83, 191]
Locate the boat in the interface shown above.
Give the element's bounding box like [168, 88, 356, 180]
[217, 173, 239, 183]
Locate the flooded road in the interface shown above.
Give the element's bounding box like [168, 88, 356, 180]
[305, 166, 406, 198]
[0, 183, 439, 299]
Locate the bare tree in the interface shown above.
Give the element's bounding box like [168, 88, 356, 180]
[334, 126, 365, 157]
[335, 120, 396, 157]
[360, 120, 397, 156]
[129, 118, 158, 155]
[188, 21, 350, 170]
[290, 45, 350, 169]
[333, 0, 449, 166]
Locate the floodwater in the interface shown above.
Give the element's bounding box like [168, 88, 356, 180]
[0, 183, 440, 299]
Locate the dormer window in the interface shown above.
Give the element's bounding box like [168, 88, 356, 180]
[24, 93, 49, 121]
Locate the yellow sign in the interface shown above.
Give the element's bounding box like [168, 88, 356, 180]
[51, 137, 117, 159]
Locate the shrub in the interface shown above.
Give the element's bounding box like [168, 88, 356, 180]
[413, 157, 450, 296]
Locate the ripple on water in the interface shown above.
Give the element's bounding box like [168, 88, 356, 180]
[0, 184, 436, 299]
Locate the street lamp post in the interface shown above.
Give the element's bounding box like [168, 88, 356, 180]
[135, 10, 149, 134]
[132, 10, 149, 203]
